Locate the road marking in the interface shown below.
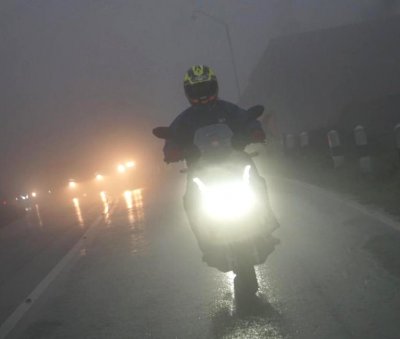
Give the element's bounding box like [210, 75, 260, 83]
[0, 202, 118, 339]
[272, 176, 400, 232]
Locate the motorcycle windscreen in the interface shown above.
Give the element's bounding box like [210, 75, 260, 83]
[193, 123, 234, 156]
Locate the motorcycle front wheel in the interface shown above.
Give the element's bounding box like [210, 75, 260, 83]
[233, 263, 258, 301]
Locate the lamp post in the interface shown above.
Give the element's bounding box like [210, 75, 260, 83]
[192, 9, 241, 101]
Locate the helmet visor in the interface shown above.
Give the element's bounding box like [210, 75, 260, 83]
[185, 81, 218, 101]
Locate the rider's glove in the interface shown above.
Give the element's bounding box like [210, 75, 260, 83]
[164, 146, 184, 163]
[250, 129, 266, 143]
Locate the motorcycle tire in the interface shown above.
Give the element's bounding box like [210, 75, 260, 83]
[233, 264, 258, 301]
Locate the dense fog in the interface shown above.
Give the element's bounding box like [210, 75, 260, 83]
[1, 0, 398, 195]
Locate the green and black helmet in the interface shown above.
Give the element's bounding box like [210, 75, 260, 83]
[183, 65, 218, 105]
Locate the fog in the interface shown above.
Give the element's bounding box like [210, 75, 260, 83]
[0, 0, 397, 196]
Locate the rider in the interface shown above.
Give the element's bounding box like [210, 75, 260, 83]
[161, 65, 279, 258]
[163, 65, 266, 164]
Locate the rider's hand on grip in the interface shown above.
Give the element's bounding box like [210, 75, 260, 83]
[164, 147, 184, 163]
[251, 129, 266, 142]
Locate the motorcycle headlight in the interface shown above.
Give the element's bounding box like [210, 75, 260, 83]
[193, 166, 256, 220]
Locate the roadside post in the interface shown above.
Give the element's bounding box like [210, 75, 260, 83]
[284, 133, 296, 156]
[327, 130, 344, 168]
[354, 125, 372, 174]
[299, 131, 309, 152]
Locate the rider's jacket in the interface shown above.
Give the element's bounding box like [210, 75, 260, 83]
[163, 99, 265, 163]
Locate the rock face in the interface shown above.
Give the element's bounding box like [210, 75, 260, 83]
[241, 15, 400, 135]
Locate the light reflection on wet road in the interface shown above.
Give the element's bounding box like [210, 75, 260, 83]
[100, 191, 112, 226]
[34, 204, 44, 229]
[2, 176, 400, 338]
[1, 182, 290, 338]
[0, 194, 104, 333]
[123, 189, 148, 255]
[124, 190, 135, 226]
[72, 198, 85, 228]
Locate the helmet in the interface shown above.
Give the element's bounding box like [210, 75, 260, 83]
[183, 65, 218, 105]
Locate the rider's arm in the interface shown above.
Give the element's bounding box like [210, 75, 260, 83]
[162, 111, 188, 163]
[244, 117, 266, 142]
[223, 101, 266, 148]
[163, 140, 184, 163]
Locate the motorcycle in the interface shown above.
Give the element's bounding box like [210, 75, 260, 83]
[153, 105, 279, 301]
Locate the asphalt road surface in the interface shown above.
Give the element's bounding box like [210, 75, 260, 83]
[1, 168, 400, 338]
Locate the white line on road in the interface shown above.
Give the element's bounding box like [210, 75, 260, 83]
[0, 202, 119, 339]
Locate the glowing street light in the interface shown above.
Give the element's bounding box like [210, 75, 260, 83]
[31, 192, 37, 198]
[95, 174, 104, 181]
[117, 164, 126, 173]
[126, 161, 136, 168]
[69, 180, 77, 189]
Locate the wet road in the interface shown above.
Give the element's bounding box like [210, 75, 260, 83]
[1, 171, 400, 338]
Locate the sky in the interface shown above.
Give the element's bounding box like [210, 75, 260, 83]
[0, 0, 397, 195]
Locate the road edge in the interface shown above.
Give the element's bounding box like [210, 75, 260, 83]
[269, 175, 400, 232]
[0, 203, 118, 339]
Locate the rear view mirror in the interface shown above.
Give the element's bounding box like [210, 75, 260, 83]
[152, 126, 172, 139]
[247, 105, 264, 120]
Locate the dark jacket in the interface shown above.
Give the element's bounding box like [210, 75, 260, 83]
[163, 99, 265, 163]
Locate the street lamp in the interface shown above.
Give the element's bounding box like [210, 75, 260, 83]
[126, 161, 135, 168]
[95, 174, 104, 181]
[192, 9, 241, 100]
[117, 164, 126, 174]
[68, 180, 77, 189]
